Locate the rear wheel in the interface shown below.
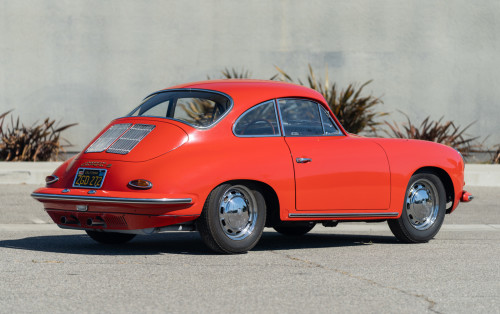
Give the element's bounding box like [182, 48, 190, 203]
[85, 230, 136, 244]
[388, 172, 446, 243]
[197, 183, 266, 254]
[273, 222, 316, 236]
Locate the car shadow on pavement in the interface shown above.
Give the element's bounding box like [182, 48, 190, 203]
[255, 231, 398, 252]
[0, 230, 398, 256]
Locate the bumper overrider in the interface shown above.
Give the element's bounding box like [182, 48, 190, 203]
[31, 188, 198, 234]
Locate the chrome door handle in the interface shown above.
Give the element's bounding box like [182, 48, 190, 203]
[296, 157, 312, 163]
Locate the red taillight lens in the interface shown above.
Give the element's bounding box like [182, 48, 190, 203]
[128, 179, 153, 189]
[45, 175, 59, 185]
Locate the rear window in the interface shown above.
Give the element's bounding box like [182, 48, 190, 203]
[128, 90, 231, 128]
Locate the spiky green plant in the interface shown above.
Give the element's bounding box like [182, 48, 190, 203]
[0, 110, 77, 161]
[383, 112, 479, 155]
[273, 64, 386, 134]
[221, 67, 251, 79]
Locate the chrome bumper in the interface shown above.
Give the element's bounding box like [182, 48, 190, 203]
[31, 192, 192, 205]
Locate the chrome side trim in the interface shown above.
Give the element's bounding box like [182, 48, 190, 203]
[289, 212, 399, 218]
[31, 192, 192, 205]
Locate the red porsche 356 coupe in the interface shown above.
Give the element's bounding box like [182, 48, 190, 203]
[32, 80, 472, 253]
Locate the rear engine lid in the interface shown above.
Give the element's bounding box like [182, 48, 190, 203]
[81, 117, 188, 162]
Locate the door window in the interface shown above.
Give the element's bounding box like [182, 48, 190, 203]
[233, 101, 280, 136]
[278, 99, 341, 136]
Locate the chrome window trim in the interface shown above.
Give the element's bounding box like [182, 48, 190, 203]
[232, 100, 282, 138]
[318, 105, 343, 136]
[31, 192, 192, 205]
[277, 98, 345, 137]
[289, 212, 399, 218]
[126, 88, 234, 130]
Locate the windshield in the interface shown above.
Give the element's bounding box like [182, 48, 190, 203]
[128, 90, 231, 128]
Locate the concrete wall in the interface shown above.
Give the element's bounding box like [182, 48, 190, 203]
[1, 0, 499, 150]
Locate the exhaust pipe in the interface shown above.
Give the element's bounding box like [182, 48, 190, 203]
[60, 216, 79, 225]
[87, 217, 105, 226]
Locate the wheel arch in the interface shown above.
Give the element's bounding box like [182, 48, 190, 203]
[210, 179, 281, 228]
[413, 166, 455, 213]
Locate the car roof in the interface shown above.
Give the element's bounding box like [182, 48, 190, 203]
[162, 80, 327, 110]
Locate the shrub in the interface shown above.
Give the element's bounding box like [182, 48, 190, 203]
[493, 145, 500, 164]
[0, 110, 77, 161]
[273, 64, 386, 134]
[383, 112, 479, 155]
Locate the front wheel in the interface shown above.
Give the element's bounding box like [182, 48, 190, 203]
[388, 172, 446, 243]
[197, 183, 266, 254]
[86, 230, 136, 244]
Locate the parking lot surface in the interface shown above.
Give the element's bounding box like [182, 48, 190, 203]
[0, 185, 499, 313]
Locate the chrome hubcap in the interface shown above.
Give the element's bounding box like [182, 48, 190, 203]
[406, 179, 439, 230]
[218, 186, 257, 240]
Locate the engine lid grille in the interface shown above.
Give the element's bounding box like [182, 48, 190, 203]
[85, 123, 132, 153]
[85, 123, 155, 155]
[106, 124, 156, 155]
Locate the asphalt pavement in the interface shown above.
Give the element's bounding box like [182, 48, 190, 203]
[0, 185, 499, 313]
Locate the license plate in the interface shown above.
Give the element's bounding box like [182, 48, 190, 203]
[73, 168, 107, 188]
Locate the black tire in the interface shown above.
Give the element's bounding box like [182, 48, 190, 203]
[85, 230, 136, 244]
[196, 183, 267, 254]
[273, 222, 316, 236]
[388, 172, 446, 243]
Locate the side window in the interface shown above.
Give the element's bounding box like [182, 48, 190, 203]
[233, 101, 280, 136]
[278, 99, 323, 136]
[319, 106, 341, 135]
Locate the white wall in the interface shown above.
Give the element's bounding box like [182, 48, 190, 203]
[1, 0, 499, 150]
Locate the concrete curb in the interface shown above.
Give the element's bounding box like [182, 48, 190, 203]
[464, 164, 500, 187]
[0, 162, 63, 185]
[0, 162, 498, 187]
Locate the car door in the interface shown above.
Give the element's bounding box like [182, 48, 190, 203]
[278, 98, 391, 211]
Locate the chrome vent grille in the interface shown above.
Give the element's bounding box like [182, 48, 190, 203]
[106, 124, 155, 155]
[85, 123, 132, 153]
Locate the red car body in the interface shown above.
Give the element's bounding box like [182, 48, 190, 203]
[32, 80, 471, 253]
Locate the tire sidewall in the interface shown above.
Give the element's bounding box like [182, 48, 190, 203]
[206, 183, 266, 253]
[400, 173, 446, 242]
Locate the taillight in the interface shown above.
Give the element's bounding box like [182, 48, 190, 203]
[45, 175, 59, 185]
[128, 179, 153, 190]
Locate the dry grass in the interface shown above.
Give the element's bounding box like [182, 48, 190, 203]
[0, 110, 77, 161]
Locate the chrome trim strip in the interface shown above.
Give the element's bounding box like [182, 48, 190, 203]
[31, 192, 192, 205]
[289, 212, 399, 218]
[126, 88, 234, 130]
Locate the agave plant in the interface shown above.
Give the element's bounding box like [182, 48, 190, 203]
[273, 64, 386, 134]
[383, 111, 479, 155]
[0, 110, 77, 161]
[493, 145, 500, 164]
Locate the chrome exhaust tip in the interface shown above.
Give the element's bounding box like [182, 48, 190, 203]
[87, 217, 105, 226]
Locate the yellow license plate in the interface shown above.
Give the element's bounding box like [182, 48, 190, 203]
[73, 168, 107, 188]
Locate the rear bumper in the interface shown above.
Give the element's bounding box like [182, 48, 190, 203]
[31, 192, 192, 205]
[46, 209, 198, 231]
[32, 187, 200, 231]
